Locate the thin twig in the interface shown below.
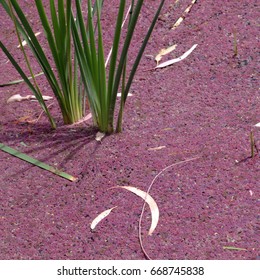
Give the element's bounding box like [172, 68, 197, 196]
[139, 156, 200, 260]
[30, 102, 54, 124]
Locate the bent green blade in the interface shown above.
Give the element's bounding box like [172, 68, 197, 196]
[0, 72, 44, 87]
[0, 143, 77, 182]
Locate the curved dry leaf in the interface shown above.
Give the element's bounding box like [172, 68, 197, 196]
[156, 44, 198, 69]
[113, 186, 159, 235]
[155, 44, 177, 65]
[90, 206, 118, 230]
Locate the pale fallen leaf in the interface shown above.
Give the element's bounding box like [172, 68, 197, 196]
[90, 206, 118, 230]
[113, 186, 159, 235]
[156, 44, 198, 69]
[7, 94, 25, 103]
[155, 44, 177, 65]
[172, 17, 184, 30]
[40, 96, 53, 101]
[117, 92, 133, 97]
[17, 32, 41, 48]
[66, 113, 93, 127]
[223, 246, 247, 251]
[148, 146, 166, 151]
[84, 112, 92, 121]
[7, 94, 53, 103]
[95, 131, 105, 142]
[172, 0, 197, 30]
[255, 122, 260, 127]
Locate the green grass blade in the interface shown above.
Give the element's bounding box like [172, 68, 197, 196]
[75, 0, 92, 68]
[87, 0, 98, 83]
[107, 0, 126, 100]
[49, 0, 60, 50]
[0, 72, 44, 87]
[0, 41, 56, 128]
[2, 1, 63, 125]
[108, 0, 144, 129]
[35, 1, 61, 82]
[96, 0, 107, 131]
[124, 0, 165, 102]
[0, 143, 77, 181]
[115, 0, 165, 132]
[71, 15, 100, 123]
[6, 0, 60, 92]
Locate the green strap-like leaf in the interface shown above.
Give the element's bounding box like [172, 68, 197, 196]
[124, 0, 166, 102]
[0, 143, 77, 182]
[0, 72, 44, 87]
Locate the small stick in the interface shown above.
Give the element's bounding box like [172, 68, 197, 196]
[250, 131, 258, 158]
[233, 29, 238, 57]
[139, 156, 200, 259]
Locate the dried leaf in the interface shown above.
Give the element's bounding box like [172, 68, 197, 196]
[113, 186, 159, 235]
[156, 44, 198, 69]
[223, 246, 247, 251]
[155, 44, 177, 65]
[172, 17, 184, 29]
[17, 32, 41, 48]
[7, 94, 24, 103]
[148, 146, 166, 151]
[95, 131, 105, 142]
[90, 206, 118, 230]
[84, 113, 92, 121]
[7, 94, 53, 103]
[172, 0, 197, 30]
[117, 92, 133, 97]
[66, 113, 93, 127]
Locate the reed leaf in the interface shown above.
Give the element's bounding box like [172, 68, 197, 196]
[1, 0, 165, 133]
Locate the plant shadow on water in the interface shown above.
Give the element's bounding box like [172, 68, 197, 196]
[1, 121, 98, 179]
